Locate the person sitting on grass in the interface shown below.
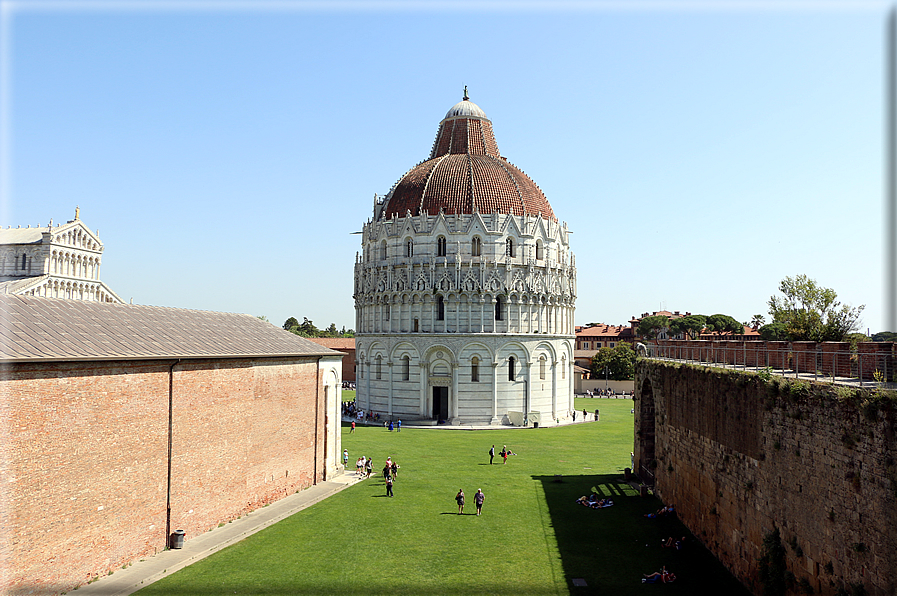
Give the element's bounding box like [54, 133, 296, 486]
[662, 536, 686, 549]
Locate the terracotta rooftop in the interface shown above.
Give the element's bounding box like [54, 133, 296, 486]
[381, 96, 556, 222]
[307, 337, 356, 350]
[0, 294, 339, 362]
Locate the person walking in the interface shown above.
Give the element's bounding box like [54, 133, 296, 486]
[365, 456, 373, 479]
[455, 489, 465, 514]
[489, 444, 495, 465]
[386, 474, 394, 497]
[350, 421, 355, 434]
[397, 419, 401, 432]
[500, 446, 508, 464]
[474, 489, 485, 516]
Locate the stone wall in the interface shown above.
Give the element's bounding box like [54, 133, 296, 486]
[2, 356, 327, 595]
[634, 360, 897, 596]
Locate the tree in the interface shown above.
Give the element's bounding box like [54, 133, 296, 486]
[758, 322, 788, 341]
[669, 315, 707, 340]
[324, 323, 339, 337]
[750, 314, 766, 329]
[590, 343, 636, 380]
[256, 315, 270, 323]
[283, 317, 300, 331]
[872, 331, 897, 342]
[704, 314, 743, 337]
[767, 274, 864, 342]
[291, 317, 320, 337]
[637, 315, 669, 340]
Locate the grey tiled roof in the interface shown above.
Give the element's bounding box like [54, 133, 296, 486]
[0, 294, 340, 362]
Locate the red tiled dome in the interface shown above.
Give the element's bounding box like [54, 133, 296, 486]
[382, 98, 556, 222]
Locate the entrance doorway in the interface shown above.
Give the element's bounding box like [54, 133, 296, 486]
[432, 386, 449, 421]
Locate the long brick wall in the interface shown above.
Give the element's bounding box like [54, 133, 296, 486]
[634, 360, 897, 596]
[2, 356, 326, 595]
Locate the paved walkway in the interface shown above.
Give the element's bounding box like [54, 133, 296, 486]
[73, 473, 367, 596]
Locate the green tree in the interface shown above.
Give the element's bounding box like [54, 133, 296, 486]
[705, 314, 743, 336]
[324, 323, 339, 337]
[758, 322, 788, 341]
[256, 315, 270, 323]
[669, 314, 707, 339]
[637, 315, 668, 340]
[283, 317, 300, 331]
[767, 274, 864, 342]
[872, 331, 897, 342]
[590, 343, 636, 380]
[291, 317, 320, 337]
[750, 314, 766, 329]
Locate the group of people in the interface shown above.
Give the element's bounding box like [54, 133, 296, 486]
[342, 400, 381, 423]
[644, 504, 675, 519]
[584, 388, 632, 397]
[575, 493, 614, 509]
[640, 503, 680, 584]
[455, 488, 486, 515]
[488, 444, 514, 465]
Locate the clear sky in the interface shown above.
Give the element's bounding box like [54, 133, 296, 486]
[1, 1, 890, 334]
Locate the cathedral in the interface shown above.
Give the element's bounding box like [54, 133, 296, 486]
[353, 92, 577, 426]
[0, 207, 122, 302]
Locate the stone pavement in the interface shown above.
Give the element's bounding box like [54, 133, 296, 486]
[73, 473, 366, 596]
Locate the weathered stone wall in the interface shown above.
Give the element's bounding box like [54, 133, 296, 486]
[634, 360, 897, 596]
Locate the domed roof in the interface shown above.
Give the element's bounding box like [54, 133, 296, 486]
[381, 95, 556, 222]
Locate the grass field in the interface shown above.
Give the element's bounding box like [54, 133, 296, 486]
[136, 398, 749, 596]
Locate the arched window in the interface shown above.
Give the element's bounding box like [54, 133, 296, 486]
[20, 254, 26, 270]
[495, 296, 503, 321]
[508, 356, 516, 381]
[471, 356, 479, 382]
[536, 241, 543, 260]
[471, 236, 481, 257]
[402, 356, 410, 381]
[437, 236, 446, 257]
[539, 356, 546, 380]
[561, 355, 566, 379]
[437, 296, 445, 321]
[405, 238, 413, 257]
[384, 304, 390, 320]
[506, 238, 515, 258]
[376, 355, 382, 380]
[381, 241, 387, 260]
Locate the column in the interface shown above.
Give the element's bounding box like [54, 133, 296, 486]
[387, 361, 394, 417]
[491, 361, 501, 424]
[551, 359, 558, 421]
[451, 361, 460, 425]
[419, 362, 428, 418]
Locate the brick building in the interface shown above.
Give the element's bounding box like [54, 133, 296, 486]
[308, 337, 356, 382]
[0, 294, 343, 595]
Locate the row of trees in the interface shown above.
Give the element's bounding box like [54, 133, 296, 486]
[759, 274, 865, 343]
[637, 313, 743, 341]
[283, 317, 355, 338]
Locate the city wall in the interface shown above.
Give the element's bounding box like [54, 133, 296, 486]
[634, 359, 897, 596]
[2, 357, 326, 595]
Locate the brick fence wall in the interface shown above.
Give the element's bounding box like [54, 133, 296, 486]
[2, 356, 325, 595]
[634, 360, 897, 596]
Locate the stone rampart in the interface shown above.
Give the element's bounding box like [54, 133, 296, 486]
[634, 360, 897, 596]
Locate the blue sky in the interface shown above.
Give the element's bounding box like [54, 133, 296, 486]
[1, 1, 890, 333]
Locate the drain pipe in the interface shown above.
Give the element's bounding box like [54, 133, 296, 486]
[314, 356, 321, 484]
[165, 359, 181, 548]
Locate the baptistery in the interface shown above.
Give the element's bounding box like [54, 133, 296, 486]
[353, 92, 577, 426]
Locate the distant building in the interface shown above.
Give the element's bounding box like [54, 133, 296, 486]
[575, 323, 635, 350]
[0, 207, 122, 302]
[308, 337, 356, 382]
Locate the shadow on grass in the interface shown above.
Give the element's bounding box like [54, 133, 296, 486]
[533, 474, 752, 596]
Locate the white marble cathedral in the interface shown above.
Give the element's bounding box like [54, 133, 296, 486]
[0, 208, 123, 303]
[354, 93, 577, 426]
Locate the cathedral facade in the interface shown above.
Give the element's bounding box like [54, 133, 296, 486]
[354, 94, 577, 426]
[0, 208, 122, 303]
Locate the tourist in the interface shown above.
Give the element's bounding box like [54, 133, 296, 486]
[474, 489, 485, 516]
[456, 489, 465, 514]
[391, 460, 399, 479]
[500, 446, 508, 464]
[343, 449, 349, 468]
[489, 444, 495, 465]
[397, 419, 402, 432]
[386, 474, 394, 497]
[365, 457, 373, 479]
[350, 421, 355, 434]
[355, 457, 363, 475]
[388, 420, 394, 432]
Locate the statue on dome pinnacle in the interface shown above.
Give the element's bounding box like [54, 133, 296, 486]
[463, 85, 468, 101]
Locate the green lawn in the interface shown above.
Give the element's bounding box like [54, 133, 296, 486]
[136, 398, 749, 596]
[342, 389, 356, 402]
